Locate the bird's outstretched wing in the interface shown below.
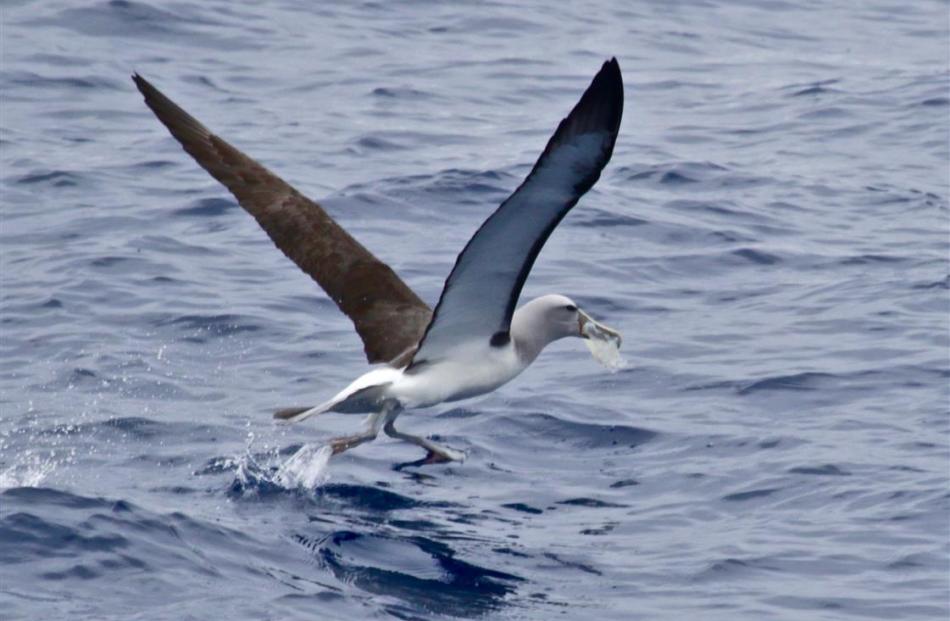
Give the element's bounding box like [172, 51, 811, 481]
[409, 58, 623, 368]
[132, 74, 432, 365]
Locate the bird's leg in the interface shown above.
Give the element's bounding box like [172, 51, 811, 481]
[329, 431, 377, 455]
[328, 410, 386, 456]
[383, 419, 465, 464]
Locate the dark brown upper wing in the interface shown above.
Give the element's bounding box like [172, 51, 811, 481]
[132, 74, 432, 365]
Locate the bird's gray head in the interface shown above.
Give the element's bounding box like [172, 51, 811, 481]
[511, 294, 622, 365]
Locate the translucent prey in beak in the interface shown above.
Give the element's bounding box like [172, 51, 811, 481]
[577, 309, 626, 371]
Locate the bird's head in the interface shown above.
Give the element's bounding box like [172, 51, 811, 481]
[514, 294, 624, 369]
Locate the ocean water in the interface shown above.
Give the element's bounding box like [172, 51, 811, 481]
[1, 1, 948, 619]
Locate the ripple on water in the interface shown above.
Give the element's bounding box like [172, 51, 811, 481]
[172, 197, 239, 218]
[154, 313, 262, 341]
[15, 170, 84, 187]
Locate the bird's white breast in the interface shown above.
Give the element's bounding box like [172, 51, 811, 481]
[389, 340, 524, 409]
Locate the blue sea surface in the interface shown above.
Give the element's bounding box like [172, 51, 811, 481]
[1, 1, 948, 619]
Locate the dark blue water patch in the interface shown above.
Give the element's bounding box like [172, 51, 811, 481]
[354, 135, 408, 151]
[2, 71, 123, 91]
[385, 518, 446, 533]
[918, 97, 949, 107]
[693, 557, 782, 583]
[722, 488, 782, 502]
[579, 522, 617, 536]
[448, 15, 543, 35]
[127, 159, 179, 171]
[2, 296, 67, 316]
[370, 85, 439, 102]
[1, 486, 110, 511]
[68, 367, 98, 381]
[886, 551, 945, 571]
[18, 52, 91, 68]
[620, 161, 723, 183]
[575, 209, 649, 228]
[660, 170, 697, 185]
[26, 0, 227, 45]
[663, 199, 775, 224]
[132, 235, 218, 259]
[489, 413, 657, 450]
[798, 106, 853, 120]
[501, 502, 543, 515]
[911, 276, 950, 290]
[541, 552, 601, 576]
[155, 313, 262, 340]
[708, 229, 756, 244]
[317, 484, 428, 512]
[0, 488, 131, 565]
[224, 453, 453, 510]
[304, 530, 522, 618]
[730, 248, 782, 265]
[609, 478, 639, 488]
[98, 416, 168, 439]
[151, 485, 203, 496]
[556, 497, 627, 508]
[492, 546, 531, 559]
[863, 184, 944, 202]
[372, 168, 516, 206]
[89, 255, 141, 269]
[788, 464, 851, 476]
[434, 407, 482, 419]
[787, 83, 842, 97]
[37, 416, 224, 446]
[696, 557, 753, 580]
[0, 486, 272, 590]
[143, 275, 182, 289]
[837, 254, 906, 266]
[173, 197, 239, 218]
[0, 510, 129, 565]
[617, 161, 768, 190]
[15, 170, 83, 187]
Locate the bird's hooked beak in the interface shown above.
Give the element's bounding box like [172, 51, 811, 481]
[577, 309, 622, 347]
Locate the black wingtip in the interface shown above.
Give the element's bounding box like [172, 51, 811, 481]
[584, 57, 624, 135]
[131, 72, 152, 98]
[526, 57, 624, 196]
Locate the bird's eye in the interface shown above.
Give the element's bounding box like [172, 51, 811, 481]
[564, 304, 577, 312]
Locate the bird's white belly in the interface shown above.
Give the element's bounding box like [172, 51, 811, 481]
[389, 342, 523, 409]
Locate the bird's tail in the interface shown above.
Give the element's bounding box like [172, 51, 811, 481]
[274, 370, 398, 423]
[274, 400, 336, 423]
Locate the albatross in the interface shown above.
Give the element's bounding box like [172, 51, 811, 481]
[133, 58, 624, 464]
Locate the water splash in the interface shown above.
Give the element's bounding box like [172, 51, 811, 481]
[229, 440, 333, 497]
[0, 451, 57, 490]
[274, 443, 333, 489]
